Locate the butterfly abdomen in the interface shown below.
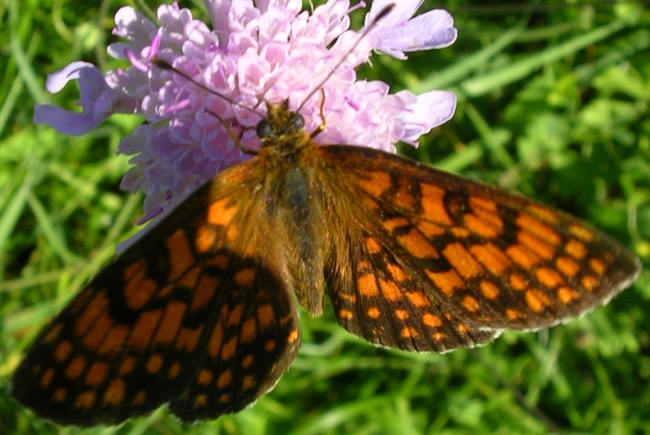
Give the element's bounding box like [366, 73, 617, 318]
[265, 158, 328, 315]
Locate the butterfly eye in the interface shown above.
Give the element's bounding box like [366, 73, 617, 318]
[289, 113, 305, 130]
[256, 119, 273, 139]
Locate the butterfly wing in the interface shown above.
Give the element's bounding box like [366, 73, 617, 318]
[166, 254, 300, 422]
[316, 145, 640, 351]
[12, 161, 301, 426]
[324, 223, 500, 352]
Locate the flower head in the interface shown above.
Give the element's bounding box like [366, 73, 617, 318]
[35, 0, 458, 224]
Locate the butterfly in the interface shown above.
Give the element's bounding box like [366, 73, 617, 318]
[12, 98, 641, 426]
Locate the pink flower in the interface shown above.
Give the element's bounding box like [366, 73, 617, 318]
[34, 0, 458, 225]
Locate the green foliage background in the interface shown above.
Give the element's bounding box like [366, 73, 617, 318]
[1, 0, 649, 434]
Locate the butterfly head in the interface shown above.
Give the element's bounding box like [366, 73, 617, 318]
[256, 100, 311, 152]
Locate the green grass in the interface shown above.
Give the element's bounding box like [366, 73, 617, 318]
[2, 0, 649, 434]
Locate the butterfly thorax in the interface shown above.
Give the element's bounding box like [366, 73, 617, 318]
[250, 100, 328, 314]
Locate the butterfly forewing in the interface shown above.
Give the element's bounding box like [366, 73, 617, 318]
[12, 160, 301, 426]
[316, 145, 640, 335]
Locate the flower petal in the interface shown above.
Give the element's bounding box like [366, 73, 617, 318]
[43, 61, 99, 93]
[398, 90, 457, 143]
[367, 1, 457, 59]
[378, 10, 457, 56]
[366, 0, 423, 27]
[34, 62, 120, 135]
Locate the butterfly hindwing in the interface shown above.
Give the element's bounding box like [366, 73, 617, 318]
[167, 252, 300, 421]
[324, 222, 500, 352]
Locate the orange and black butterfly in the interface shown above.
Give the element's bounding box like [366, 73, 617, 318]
[12, 95, 641, 426]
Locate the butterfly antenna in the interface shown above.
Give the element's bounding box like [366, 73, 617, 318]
[151, 59, 264, 118]
[151, 59, 263, 155]
[295, 3, 395, 114]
